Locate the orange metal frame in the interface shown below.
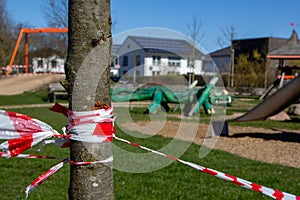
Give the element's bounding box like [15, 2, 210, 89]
[6, 28, 68, 76]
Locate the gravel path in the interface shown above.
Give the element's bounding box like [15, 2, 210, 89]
[119, 121, 300, 168]
[0, 74, 65, 95]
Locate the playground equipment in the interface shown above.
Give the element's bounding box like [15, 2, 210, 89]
[228, 30, 300, 122]
[5, 28, 68, 76]
[111, 77, 233, 116]
[227, 75, 300, 122]
[261, 30, 300, 99]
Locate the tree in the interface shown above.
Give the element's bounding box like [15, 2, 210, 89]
[234, 49, 265, 90]
[217, 24, 236, 48]
[187, 16, 204, 84]
[0, 1, 24, 68]
[217, 24, 237, 87]
[65, 0, 113, 199]
[44, 0, 68, 54]
[45, 0, 68, 28]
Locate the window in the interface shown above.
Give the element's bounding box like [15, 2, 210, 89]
[152, 71, 160, 76]
[135, 55, 141, 66]
[51, 60, 57, 68]
[38, 60, 43, 67]
[111, 58, 119, 68]
[152, 56, 161, 65]
[123, 56, 128, 66]
[168, 56, 181, 67]
[114, 58, 119, 66]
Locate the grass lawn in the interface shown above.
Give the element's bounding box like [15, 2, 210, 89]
[0, 91, 299, 199]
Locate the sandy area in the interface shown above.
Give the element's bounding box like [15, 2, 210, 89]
[119, 120, 300, 168]
[0, 74, 65, 95]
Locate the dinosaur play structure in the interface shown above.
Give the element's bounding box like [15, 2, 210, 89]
[111, 77, 233, 116]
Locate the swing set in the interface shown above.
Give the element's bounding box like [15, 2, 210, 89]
[5, 28, 68, 76]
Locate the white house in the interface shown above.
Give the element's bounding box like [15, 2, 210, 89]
[32, 54, 65, 73]
[113, 36, 205, 77]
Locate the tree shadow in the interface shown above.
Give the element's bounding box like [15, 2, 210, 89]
[229, 130, 300, 143]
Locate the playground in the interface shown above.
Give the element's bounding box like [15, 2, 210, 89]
[0, 75, 299, 170]
[0, 92, 299, 199]
[0, 24, 300, 199]
[0, 51, 300, 199]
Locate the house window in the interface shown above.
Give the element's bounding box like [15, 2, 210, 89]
[123, 56, 128, 66]
[38, 60, 43, 67]
[168, 56, 181, 67]
[111, 58, 119, 68]
[152, 56, 161, 65]
[135, 55, 141, 66]
[152, 71, 160, 76]
[51, 60, 57, 68]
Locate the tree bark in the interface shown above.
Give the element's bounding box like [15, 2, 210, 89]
[65, 0, 113, 199]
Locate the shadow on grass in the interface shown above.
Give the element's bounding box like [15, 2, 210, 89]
[230, 130, 300, 143]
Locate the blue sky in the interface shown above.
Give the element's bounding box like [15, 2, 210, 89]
[6, 0, 300, 52]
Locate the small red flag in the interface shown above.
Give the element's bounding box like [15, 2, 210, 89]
[290, 22, 295, 27]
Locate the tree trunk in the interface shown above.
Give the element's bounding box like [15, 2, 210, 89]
[65, 0, 113, 199]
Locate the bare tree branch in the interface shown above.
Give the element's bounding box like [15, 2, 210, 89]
[45, 0, 68, 28]
[217, 24, 237, 48]
[187, 16, 204, 42]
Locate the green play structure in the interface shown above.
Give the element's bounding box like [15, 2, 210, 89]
[111, 77, 233, 116]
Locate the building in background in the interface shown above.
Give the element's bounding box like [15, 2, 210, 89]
[209, 46, 231, 74]
[32, 54, 65, 73]
[113, 36, 207, 78]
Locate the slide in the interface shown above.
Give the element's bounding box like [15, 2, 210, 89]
[227, 75, 300, 122]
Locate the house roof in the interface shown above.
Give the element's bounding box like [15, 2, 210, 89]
[209, 46, 231, 57]
[267, 30, 300, 59]
[111, 44, 121, 55]
[127, 36, 204, 58]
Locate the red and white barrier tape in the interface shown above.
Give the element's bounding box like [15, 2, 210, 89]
[0, 110, 59, 157]
[113, 134, 300, 200]
[0, 104, 299, 199]
[25, 156, 113, 198]
[66, 105, 114, 143]
[0, 104, 114, 157]
[0, 150, 113, 198]
[1, 65, 27, 71]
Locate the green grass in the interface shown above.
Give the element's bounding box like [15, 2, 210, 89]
[0, 89, 49, 105]
[0, 107, 299, 199]
[0, 88, 68, 106]
[114, 135, 300, 199]
[0, 92, 299, 199]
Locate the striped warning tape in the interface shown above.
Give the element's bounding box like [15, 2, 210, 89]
[0, 151, 113, 198]
[113, 134, 300, 200]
